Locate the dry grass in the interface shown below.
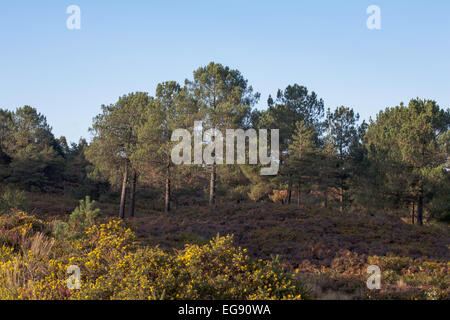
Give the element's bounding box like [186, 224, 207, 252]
[20, 232, 55, 260]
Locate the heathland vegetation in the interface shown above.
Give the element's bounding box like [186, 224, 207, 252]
[0, 62, 449, 299]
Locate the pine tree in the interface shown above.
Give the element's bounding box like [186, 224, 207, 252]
[135, 81, 198, 213]
[86, 92, 150, 218]
[188, 62, 259, 207]
[262, 84, 324, 204]
[325, 106, 361, 213]
[288, 120, 319, 207]
[3, 106, 64, 190]
[365, 99, 450, 225]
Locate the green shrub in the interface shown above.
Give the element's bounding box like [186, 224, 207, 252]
[69, 196, 100, 229]
[53, 196, 101, 240]
[0, 186, 28, 214]
[248, 183, 271, 202]
[228, 185, 250, 202]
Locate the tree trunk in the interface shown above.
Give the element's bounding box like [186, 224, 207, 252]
[286, 175, 293, 204]
[209, 163, 216, 207]
[339, 177, 344, 213]
[129, 170, 137, 218]
[417, 187, 424, 226]
[165, 164, 171, 213]
[411, 201, 415, 225]
[323, 173, 328, 208]
[119, 165, 128, 219]
[297, 181, 301, 208]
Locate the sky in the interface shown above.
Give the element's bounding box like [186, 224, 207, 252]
[0, 0, 449, 143]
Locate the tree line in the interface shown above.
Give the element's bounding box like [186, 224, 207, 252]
[1, 62, 449, 224]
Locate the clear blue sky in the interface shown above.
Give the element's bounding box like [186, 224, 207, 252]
[1, 0, 449, 143]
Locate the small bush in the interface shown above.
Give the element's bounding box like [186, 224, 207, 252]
[69, 196, 101, 229]
[228, 185, 249, 202]
[248, 183, 271, 202]
[0, 187, 28, 214]
[53, 196, 101, 240]
[269, 190, 288, 203]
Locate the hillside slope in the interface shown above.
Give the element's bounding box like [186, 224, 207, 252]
[129, 202, 449, 299]
[21, 194, 450, 299]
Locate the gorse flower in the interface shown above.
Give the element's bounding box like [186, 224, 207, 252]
[0, 210, 307, 300]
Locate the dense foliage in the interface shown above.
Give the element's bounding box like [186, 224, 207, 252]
[1, 62, 448, 223]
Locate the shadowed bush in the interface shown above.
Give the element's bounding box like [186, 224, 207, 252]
[0, 187, 28, 215]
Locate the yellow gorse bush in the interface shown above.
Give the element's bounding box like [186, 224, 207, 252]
[0, 210, 306, 300]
